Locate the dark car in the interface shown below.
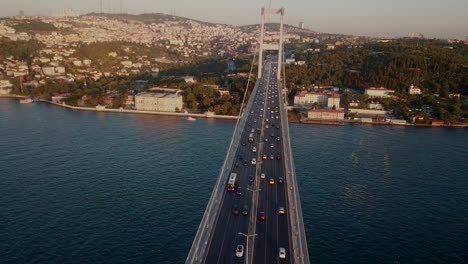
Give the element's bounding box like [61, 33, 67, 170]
[277, 177, 284, 184]
[236, 187, 242, 195]
[239, 155, 243, 160]
[270, 133, 275, 137]
[242, 142, 246, 146]
[232, 205, 239, 215]
[242, 205, 249, 216]
[277, 155, 281, 160]
[277, 137, 281, 141]
[248, 176, 254, 183]
[243, 161, 248, 166]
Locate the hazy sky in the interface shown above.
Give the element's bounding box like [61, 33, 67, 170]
[1, 0, 467, 39]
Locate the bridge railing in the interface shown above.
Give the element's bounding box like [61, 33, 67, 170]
[278, 83, 310, 264]
[185, 80, 261, 264]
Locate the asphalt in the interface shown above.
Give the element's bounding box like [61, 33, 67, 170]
[204, 60, 292, 264]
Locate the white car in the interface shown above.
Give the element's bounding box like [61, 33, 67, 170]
[279, 247, 286, 259]
[261, 173, 266, 179]
[279, 207, 285, 214]
[270, 144, 274, 148]
[251, 158, 257, 165]
[252, 147, 257, 153]
[236, 245, 244, 258]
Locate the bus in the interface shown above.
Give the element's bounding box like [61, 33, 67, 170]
[248, 133, 254, 143]
[227, 173, 237, 191]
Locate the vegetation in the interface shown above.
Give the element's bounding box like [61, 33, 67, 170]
[10, 20, 58, 32]
[0, 38, 44, 72]
[286, 39, 468, 122]
[286, 39, 468, 94]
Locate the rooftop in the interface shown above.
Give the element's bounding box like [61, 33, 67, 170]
[136, 92, 180, 98]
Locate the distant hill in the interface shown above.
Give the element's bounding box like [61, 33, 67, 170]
[83, 12, 219, 26]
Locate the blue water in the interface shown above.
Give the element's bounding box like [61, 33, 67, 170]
[0, 99, 467, 264]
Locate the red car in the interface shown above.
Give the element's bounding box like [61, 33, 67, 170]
[259, 211, 266, 221]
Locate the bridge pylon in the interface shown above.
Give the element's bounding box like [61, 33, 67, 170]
[257, 7, 284, 80]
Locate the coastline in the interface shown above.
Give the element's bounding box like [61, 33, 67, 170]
[2, 96, 466, 127]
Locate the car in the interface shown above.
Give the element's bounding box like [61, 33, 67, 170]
[270, 155, 274, 160]
[243, 161, 248, 166]
[239, 155, 243, 160]
[265, 118, 269, 122]
[277, 177, 284, 184]
[236, 245, 244, 258]
[276, 116, 279, 119]
[264, 138, 268, 142]
[279, 247, 286, 259]
[277, 155, 281, 160]
[269, 178, 275, 185]
[248, 176, 254, 183]
[260, 173, 266, 179]
[250, 110, 254, 114]
[236, 187, 242, 195]
[270, 144, 274, 148]
[277, 137, 281, 141]
[259, 211, 266, 221]
[263, 154, 267, 160]
[279, 207, 285, 215]
[251, 158, 256, 165]
[265, 125, 269, 128]
[232, 205, 239, 215]
[253, 119, 257, 123]
[270, 133, 275, 137]
[242, 205, 249, 216]
[252, 147, 257, 153]
[242, 142, 246, 146]
[250, 128, 255, 133]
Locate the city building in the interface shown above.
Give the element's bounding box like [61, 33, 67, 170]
[0, 80, 12, 95]
[135, 92, 183, 112]
[307, 109, 345, 120]
[294, 91, 327, 108]
[294, 91, 340, 109]
[408, 84, 422, 95]
[365, 87, 394, 98]
[368, 102, 384, 110]
[327, 94, 340, 109]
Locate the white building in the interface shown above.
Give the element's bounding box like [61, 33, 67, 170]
[0, 80, 13, 95]
[368, 102, 384, 110]
[42, 67, 55, 76]
[294, 91, 340, 109]
[327, 94, 340, 109]
[365, 87, 394, 98]
[135, 92, 183, 112]
[408, 84, 422, 95]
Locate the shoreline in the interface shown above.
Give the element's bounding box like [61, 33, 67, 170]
[2, 96, 466, 128]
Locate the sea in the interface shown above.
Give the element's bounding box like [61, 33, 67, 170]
[0, 98, 467, 264]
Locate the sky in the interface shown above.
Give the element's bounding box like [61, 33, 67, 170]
[1, 0, 467, 39]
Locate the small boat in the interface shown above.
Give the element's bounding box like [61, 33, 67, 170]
[187, 116, 196, 121]
[19, 98, 33, 104]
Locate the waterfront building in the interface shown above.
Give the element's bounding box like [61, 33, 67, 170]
[408, 84, 422, 95]
[0, 80, 12, 95]
[307, 109, 344, 120]
[327, 94, 340, 109]
[135, 92, 183, 112]
[295, 91, 340, 109]
[365, 87, 394, 98]
[294, 91, 327, 108]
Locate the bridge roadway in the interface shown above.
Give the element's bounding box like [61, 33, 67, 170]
[203, 60, 293, 264]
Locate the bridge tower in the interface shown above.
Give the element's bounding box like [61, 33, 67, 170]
[257, 7, 284, 80]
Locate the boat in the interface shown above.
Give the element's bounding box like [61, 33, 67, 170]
[19, 98, 33, 104]
[187, 116, 196, 121]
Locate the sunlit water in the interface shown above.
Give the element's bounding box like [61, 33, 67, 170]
[1, 99, 466, 263]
